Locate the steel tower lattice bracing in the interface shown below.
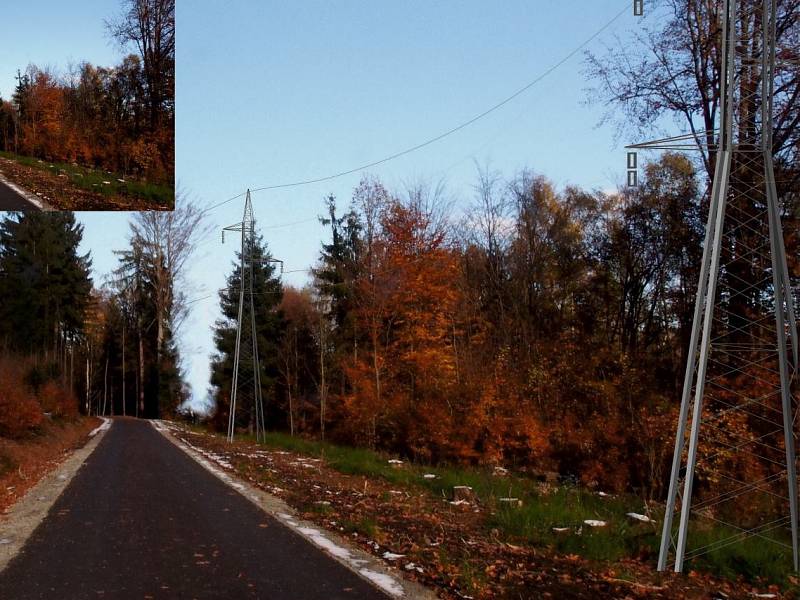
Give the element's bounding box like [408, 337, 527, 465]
[223, 190, 267, 443]
[634, 0, 800, 573]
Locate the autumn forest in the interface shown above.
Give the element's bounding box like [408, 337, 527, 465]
[0, 0, 174, 209]
[0, 0, 796, 520]
[0, 0, 799, 597]
[207, 156, 704, 499]
[0, 154, 707, 494]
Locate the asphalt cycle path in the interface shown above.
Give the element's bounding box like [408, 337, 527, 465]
[0, 178, 39, 210]
[0, 418, 389, 599]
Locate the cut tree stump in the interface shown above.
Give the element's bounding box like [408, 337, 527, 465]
[452, 486, 474, 502]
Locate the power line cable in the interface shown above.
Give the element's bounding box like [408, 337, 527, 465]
[185, 294, 215, 306]
[263, 217, 320, 229]
[193, 247, 514, 311]
[201, 2, 630, 214]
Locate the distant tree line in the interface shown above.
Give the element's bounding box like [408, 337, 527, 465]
[208, 0, 800, 502]
[95, 202, 207, 419]
[208, 156, 711, 499]
[0, 198, 205, 432]
[0, 213, 91, 434]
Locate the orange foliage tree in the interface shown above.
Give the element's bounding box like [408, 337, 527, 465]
[0, 357, 44, 437]
[4, 58, 172, 183]
[263, 152, 787, 502]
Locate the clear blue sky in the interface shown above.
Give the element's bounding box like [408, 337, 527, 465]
[17, 1, 645, 409]
[0, 1, 124, 99]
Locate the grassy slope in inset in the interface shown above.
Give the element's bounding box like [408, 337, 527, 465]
[0, 151, 173, 206]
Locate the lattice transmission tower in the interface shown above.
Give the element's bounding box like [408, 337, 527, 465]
[629, 0, 799, 573]
[222, 190, 282, 443]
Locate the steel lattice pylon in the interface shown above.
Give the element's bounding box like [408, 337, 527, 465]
[223, 190, 267, 443]
[631, 0, 800, 573]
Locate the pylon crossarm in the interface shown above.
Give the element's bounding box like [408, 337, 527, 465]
[626, 129, 719, 152]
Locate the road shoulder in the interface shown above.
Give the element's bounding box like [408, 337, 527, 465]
[0, 172, 51, 210]
[0, 418, 111, 571]
[152, 420, 436, 600]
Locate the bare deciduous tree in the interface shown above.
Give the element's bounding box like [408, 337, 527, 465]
[107, 0, 175, 130]
[585, 0, 800, 181]
[129, 195, 211, 351]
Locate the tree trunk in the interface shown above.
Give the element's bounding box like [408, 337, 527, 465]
[293, 328, 299, 433]
[319, 320, 326, 440]
[103, 357, 109, 416]
[85, 356, 90, 415]
[122, 324, 126, 417]
[288, 388, 294, 436]
[138, 324, 145, 417]
[69, 341, 74, 395]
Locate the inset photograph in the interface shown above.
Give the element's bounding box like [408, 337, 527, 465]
[0, 0, 174, 211]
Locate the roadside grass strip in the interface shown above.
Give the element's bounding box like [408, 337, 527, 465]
[0, 151, 173, 206]
[245, 430, 798, 588]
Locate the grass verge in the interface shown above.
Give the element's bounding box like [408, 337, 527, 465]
[247, 429, 795, 588]
[0, 151, 173, 206]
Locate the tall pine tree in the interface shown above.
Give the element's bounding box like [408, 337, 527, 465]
[0, 212, 92, 358]
[312, 195, 364, 398]
[210, 234, 284, 432]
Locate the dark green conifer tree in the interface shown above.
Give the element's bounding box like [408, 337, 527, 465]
[0, 212, 92, 358]
[210, 234, 284, 431]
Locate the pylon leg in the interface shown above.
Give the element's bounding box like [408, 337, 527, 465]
[673, 151, 731, 571]
[766, 156, 799, 571]
[658, 152, 727, 570]
[228, 284, 245, 442]
[249, 286, 264, 442]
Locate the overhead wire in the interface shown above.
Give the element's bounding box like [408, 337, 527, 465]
[189, 3, 635, 337]
[184, 273, 310, 306]
[184, 254, 443, 305]
[264, 217, 319, 229]
[200, 1, 631, 214]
